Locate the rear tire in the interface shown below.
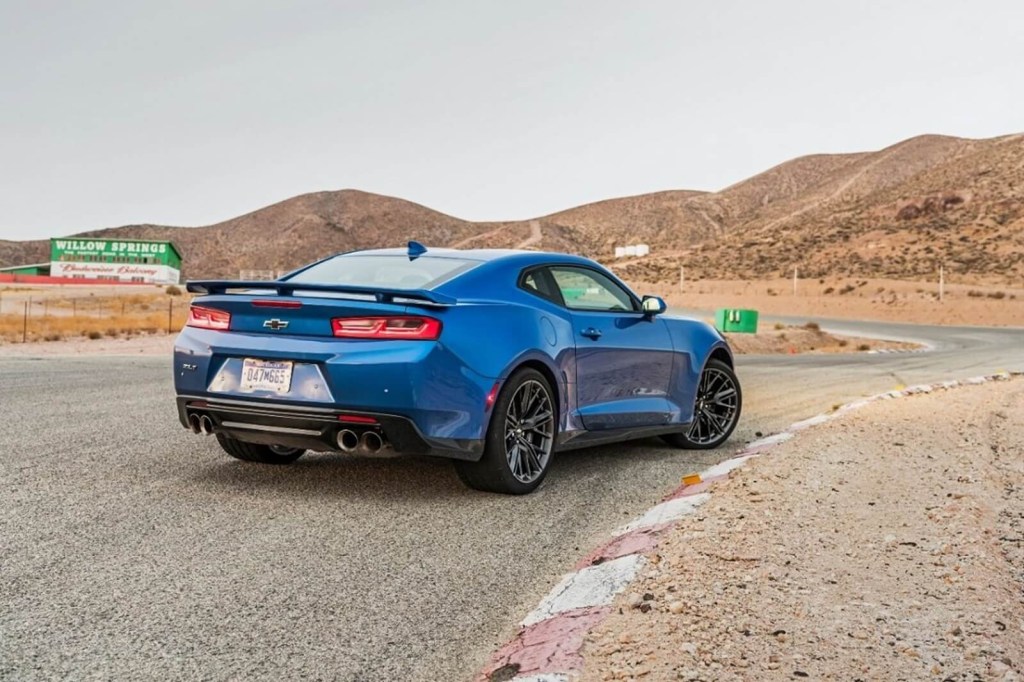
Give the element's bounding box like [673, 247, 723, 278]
[216, 434, 305, 464]
[661, 359, 741, 450]
[453, 368, 557, 495]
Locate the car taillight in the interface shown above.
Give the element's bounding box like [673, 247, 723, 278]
[187, 305, 231, 331]
[331, 316, 441, 340]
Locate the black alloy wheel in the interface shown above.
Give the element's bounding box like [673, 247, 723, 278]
[453, 368, 557, 494]
[662, 359, 741, 450]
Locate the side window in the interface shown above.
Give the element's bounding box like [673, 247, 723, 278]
[549, 267, 636, 312]
[520, 268, 562, 305]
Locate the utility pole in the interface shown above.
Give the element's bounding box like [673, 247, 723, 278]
[939, 265, 945, 302]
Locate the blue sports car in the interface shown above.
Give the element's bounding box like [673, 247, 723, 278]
[175, 243, 741, 494]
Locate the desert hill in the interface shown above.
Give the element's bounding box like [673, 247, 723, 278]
[1, 132, 1021, 284]
[0, 190, 495, 278]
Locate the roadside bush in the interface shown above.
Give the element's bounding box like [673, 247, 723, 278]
[857, 343, 871, 351]
[804, 321, 820, 332]
[166, 285, 183, 296]
[774, 323, 785, 330]
[44, 333, 62, 342]
[823, 287, 835, 295]
[87, 330, 102, 340]
[987, 291, 1007, 300]
[839, 284, 856, 295]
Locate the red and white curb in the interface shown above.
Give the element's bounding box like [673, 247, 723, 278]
[476, 371, 1018, 682]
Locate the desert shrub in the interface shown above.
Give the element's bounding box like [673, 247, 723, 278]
[838, 339, 849, 347]
[774, 323, 785, 330]
[857, 343, 871, 351]
[166, 285, 183, 296]
[823, 287, 835, 295]
[967, 290, 984, 298]
[897, 204, 921, 220]
[804, 321, 820, 331]
[988, 291, 1007, 300]
[44, 333, 62, 342]
[87, 330, 102, 340]
[839, 284, 856, 295]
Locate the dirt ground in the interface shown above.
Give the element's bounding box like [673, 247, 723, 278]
[0, 333, 175, 356]
[580, 379, 1024, 681]
[723, 325, 919, 355]
[628, 277, 1024, 327]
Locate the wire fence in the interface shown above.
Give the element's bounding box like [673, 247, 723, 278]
[0, 292, 192, 343]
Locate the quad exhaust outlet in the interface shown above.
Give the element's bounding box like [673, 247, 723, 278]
[337, 429, 359, 452]
[361, 431, 384, 453]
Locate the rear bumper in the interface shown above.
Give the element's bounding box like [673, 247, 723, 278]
[177, 395, 484, 461]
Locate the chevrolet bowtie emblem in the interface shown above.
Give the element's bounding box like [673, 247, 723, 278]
[263, 319, 289, 330]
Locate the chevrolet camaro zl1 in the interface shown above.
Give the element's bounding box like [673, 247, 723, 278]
[175, 243, 741, 494]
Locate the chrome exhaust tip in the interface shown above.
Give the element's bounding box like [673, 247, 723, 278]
[361, 431, 384, 453]
[199, 415, 214, 436]
[337, 429, 359, 452]
[187, 413, 202, 434]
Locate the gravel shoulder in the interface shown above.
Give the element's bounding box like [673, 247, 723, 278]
[580, 379, 1024, 681]
[0, 334, 174, 356]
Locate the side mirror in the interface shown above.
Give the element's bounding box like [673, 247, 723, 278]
[641, 296, 667, 316]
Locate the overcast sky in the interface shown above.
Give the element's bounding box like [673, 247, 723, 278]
[1, 0, 1022, 241]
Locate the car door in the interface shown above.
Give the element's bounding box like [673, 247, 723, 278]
[546, 265, 676, 430]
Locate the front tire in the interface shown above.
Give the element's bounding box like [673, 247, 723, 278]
[662, 359, 741, 450]
[454, 368, 557, 495]
[216, 434, 306, 464]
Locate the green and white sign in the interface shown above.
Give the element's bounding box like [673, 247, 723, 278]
[49, 238, 182, 284]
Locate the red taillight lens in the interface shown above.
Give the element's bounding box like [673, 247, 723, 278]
[331, 316, 441, 340]
[186, 305, 231, 331]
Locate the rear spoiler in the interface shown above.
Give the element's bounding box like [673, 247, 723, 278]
[185, 280, 457, 307]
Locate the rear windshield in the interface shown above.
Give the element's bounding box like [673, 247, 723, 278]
[285, 255, 477, 290]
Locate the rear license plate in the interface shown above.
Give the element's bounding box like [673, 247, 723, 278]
[240, 358, 293, 393]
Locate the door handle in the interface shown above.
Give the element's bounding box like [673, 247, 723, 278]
[581, 327, 602, 340]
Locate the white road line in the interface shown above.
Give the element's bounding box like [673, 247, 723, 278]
[521, 554, 647, 627]
[614, 493, 712, 536]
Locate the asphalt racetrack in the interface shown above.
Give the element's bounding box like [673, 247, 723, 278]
[2, 316, 1022, 681]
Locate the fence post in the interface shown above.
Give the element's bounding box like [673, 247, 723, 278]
[22, 301, 28, 343]
[168, 299, 173, 334]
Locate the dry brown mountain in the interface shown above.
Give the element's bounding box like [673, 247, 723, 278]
[0, 190, 493, 279]
[2, 132, 1022, 284]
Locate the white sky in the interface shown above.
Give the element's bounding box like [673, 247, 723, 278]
[1, 0, 1022, 241]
